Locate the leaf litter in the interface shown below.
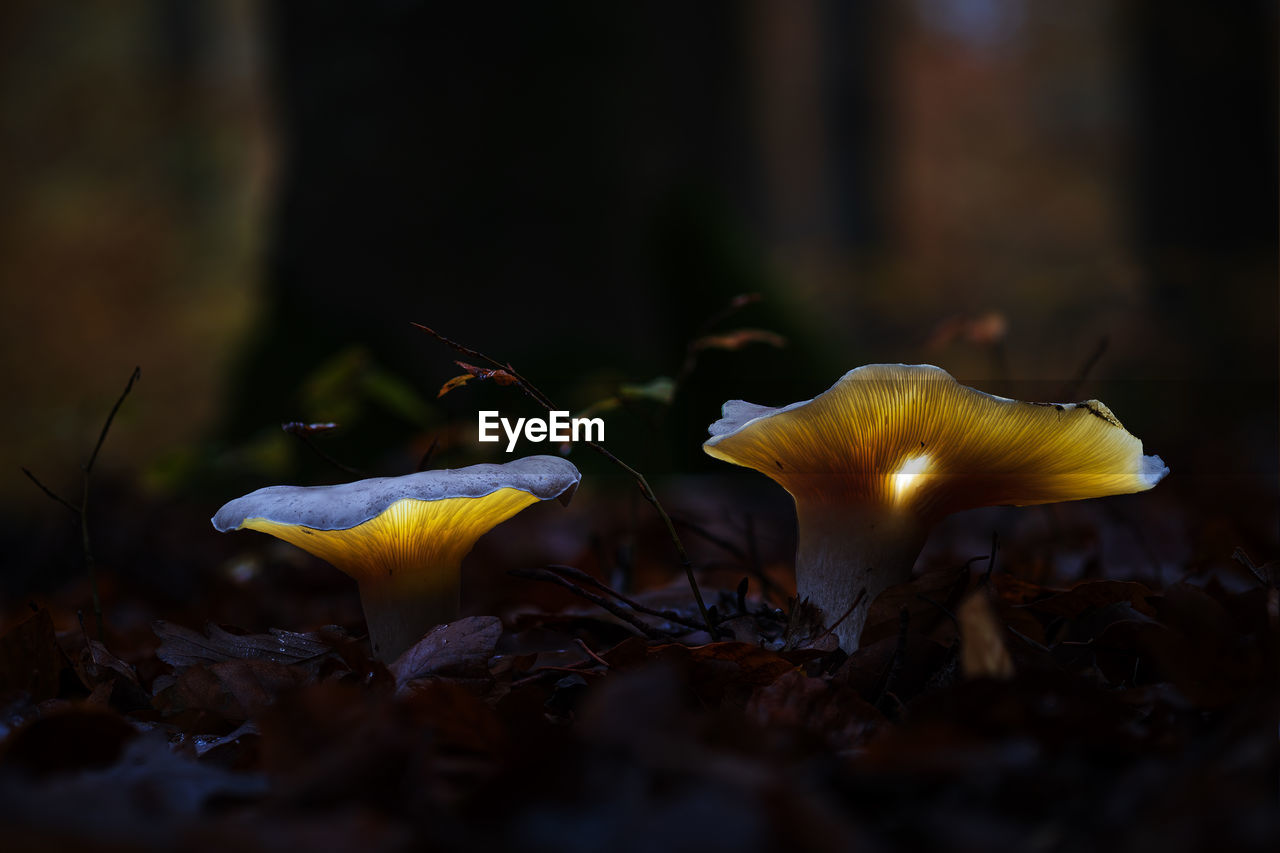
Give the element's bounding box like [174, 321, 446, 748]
[5, 340, 1279, 852]
[3, 509, 1277, 852]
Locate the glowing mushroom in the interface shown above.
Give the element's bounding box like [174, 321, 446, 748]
[704, 364, 1168, 651]
[212, 456, 581, 662]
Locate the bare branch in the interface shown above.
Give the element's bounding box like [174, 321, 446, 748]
[21, 467, 80, 514]
[509, 567, 673, 640]
[1059, 336, 1108, 401]
[544, 564, 705, 630]
[85, 366, 140, 474]
[416, 322, 719, 636]
[282, 422, 361, 475]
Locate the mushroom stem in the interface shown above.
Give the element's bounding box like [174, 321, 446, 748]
[794, 502, 928, 652]
[356, 567, 461, 663]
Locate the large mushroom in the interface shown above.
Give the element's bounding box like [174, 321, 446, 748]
[213, 455, 581, 662]
[703, 364, 1168, 651]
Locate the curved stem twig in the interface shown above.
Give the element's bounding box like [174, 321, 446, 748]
[415, 323, 718, 637]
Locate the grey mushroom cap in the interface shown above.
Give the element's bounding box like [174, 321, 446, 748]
[212, 455, 582, 532]
[706, 400, 781, 439]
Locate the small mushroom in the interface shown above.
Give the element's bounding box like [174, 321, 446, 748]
[212, 455, 581, 662]
[703, 364, 1167, 651]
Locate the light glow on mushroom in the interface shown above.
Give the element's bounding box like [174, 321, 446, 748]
[891, 453, 933, 504]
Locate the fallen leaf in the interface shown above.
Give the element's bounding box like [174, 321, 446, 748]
[991, 573, 1054, 606]
[641, 641, 797, 707]
[692, 328, 787, 352]
[437, 373, 473, 397]
[1134, 583, 1270, 707]
[71, 638, 152, 713]
[0, 609, 71, 702]
[617, 376, 676, 405]
[193, 720, 259, 756]
[209, 659, 312, 718]
[958, 591, 1014, 680]
[389, 616, 503, 691]
[925, 311, 1008, 350]
[437, 361, 520, 397]
[82, 639, 139, 685]
[836, 632, 953, 706]
[1025, 580, 1158, 620]
[746, 670, 883, 751]
[154, 621, 336, 669]
[162, 659, 312, 722]
[0, 730, 267, 844]
[863, 563, 971, 645]
[0, 707, 138, 778]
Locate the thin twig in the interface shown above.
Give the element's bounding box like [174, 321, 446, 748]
[698, 293, 762, 339]
[916, 594, 960, 630]
[416, 322, 718, 636]
[282, 423, 361, 475]
[574, 638, 612, 669]
[508, 567, 673, 640]
[671, 513, 783, 602]
[544, 564, 705, 630]
[80, 367, 140, 641]
[982, 530, 999, 585]
[585, 444, 717, 634]
[21, 467, 79, 514]
[512, 663, 608, 689]
[84, 367, 140, 474]
[24, 366, 141, 643]
[1232, 547, 1268, 588]
[1059, 335, 1108, 400]
[744, 512, 784, 602]
[413, 323, 556, 410]
[416, 437, 440, 472]
[810, 588, 867, 647]
[672, 514, 748, 562]
[1006, 625, 1052, 654]
[80, 472, 98, 640]
[673, 293, 762, 388]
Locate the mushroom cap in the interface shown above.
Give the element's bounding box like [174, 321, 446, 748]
[704, 364, 1167, 520]
[212, 456, 581, 586]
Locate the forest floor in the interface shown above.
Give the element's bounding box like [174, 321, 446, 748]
[0, 473, 1276, 852]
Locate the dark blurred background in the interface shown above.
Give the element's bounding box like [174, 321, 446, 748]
[3, 1, 1277, 604]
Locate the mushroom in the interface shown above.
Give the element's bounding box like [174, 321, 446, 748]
[212, 455, 581, 662]
[703, 364, 1168, 651]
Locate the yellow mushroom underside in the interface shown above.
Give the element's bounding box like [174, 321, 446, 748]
[705, 366, 1153, 520]
[239, 488, 541, 593]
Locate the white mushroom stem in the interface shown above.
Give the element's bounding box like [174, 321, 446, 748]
[794, 501, 928, 652]
[357, 568, 461, 663]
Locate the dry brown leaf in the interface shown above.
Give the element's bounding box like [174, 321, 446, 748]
[1025, 580, 1159, 620]
[692, 328, 787, 352]
[389, 616, 503, 692]
[958, 591, 1014, 680]
[0, 609, 71, 702]
[437, 373, 473, 397]
[153, 621, 335, 669]
[437, 362, 519, 397]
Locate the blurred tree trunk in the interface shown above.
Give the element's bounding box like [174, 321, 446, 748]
[223, 1, 885, 477]
[1118, 0, 1278, 518]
